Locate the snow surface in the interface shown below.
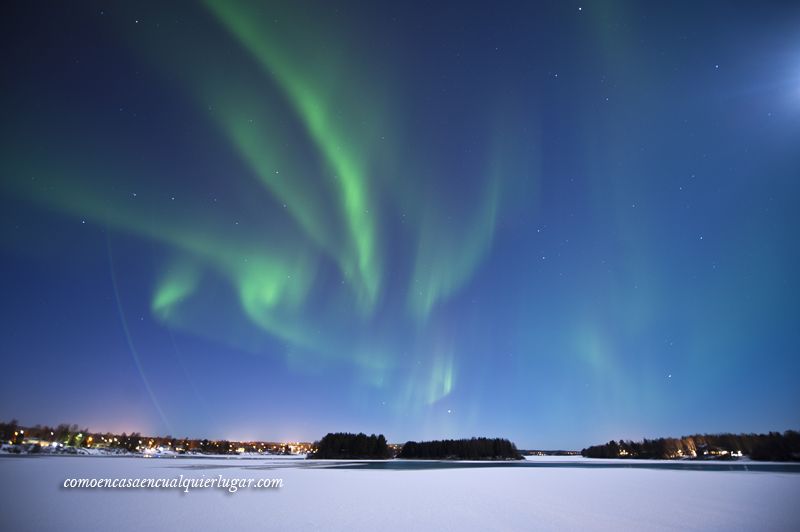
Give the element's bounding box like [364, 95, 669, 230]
[1, 455, 798, 531]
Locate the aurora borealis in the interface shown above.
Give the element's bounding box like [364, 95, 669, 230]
[1, 1, 799, 448]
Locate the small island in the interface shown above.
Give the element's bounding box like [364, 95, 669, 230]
[398, 437, 523, 460]
[308, 432, 391, 459]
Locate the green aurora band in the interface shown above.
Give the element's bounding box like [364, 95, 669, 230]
[206, 0, 383, 310]
[1, 0, 525, 411]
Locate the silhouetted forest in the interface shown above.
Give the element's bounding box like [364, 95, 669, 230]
[581, 430, 800, 461]
[309, 432, 391, 459]
[398, 437, 522, 460]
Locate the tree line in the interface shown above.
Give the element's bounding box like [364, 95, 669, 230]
[0, 419, 298, 455]
[309, 432, 391, 459]
[398, 437, 522, 460]
[1, 420, 91, 447]
[581, 430, 800, 461]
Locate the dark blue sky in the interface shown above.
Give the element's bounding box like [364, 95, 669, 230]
[1, 1, 799, 448]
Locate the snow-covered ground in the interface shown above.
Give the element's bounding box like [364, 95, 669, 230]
[1, 455, 798, 531]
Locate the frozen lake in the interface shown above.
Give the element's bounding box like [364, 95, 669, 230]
[1, 455, 798, 530]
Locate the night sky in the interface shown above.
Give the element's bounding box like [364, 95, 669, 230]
[2, 1, 799, 449]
